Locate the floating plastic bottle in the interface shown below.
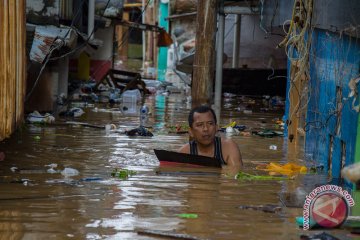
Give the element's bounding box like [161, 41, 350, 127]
[139, 105, 149, 126]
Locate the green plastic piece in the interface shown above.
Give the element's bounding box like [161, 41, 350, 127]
[177, 213, 198, 219]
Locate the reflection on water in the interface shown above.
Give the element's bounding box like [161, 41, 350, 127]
[0, 94, 314, 239]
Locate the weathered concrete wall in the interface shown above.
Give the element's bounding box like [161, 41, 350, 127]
[91, 26, 114, 81]
[168, 7, 286, 70]
[223, 14, 287, 69]
[0, 0, 26, 141]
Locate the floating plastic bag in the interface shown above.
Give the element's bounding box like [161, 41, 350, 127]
[61, 167, 79, 177]
[256, 162, 307, 176]
[27, 111, 55, 123]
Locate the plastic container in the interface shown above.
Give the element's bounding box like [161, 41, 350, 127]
[122, 89, 141, 102]
[121, 96, 137, 113]
[121, 90, 139, 114]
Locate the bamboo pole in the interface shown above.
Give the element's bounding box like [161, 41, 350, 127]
[191, 0, 217, 106]
[0, 1, 5, 140]
[214, 10, 225, 123]
[3, 0, 10, 137]
[16, 0, 26, 125]
[0, 0, 26, 141]
[9, 0, 16, 134]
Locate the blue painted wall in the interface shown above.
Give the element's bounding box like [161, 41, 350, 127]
[303, 29, 360, 178]
[157, 2, 169, 81]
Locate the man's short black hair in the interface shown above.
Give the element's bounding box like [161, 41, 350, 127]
[188, 105, 217, 127]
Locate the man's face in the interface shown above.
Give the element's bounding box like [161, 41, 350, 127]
[189, 111, 217, 146]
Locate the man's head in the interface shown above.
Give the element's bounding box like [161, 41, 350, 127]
[188, 105, 217, 128]
[188, 106, 218, 147]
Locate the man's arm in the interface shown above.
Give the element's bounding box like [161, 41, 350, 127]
[222, 138, 243, 175]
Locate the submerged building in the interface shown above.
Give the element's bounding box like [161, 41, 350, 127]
[263, 0, 360, 182]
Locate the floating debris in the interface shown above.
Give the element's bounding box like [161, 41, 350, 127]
[235, 171, 288, 181]
[27, 111, 55, 124]
[269, 145, 278, 150]
[256, 162, 307, 176]
[125, 126, 153, 137]
[61, 167, 79, 177]
[252, 130, 283, 137]
[137, 229, 206, 240]
[111, 168, 136, 180]
[219, 121, 246, 132]
[79, 177, 103, 182]
[300, 232, 340, 240]
[238, 204, 282, 213]
[177, 213, 198, 219]
[66, 121, 105, 129]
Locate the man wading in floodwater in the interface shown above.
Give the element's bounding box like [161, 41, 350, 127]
[178, 105, 243, 175]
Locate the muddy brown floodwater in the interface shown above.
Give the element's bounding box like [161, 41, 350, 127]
[0, 93, 346, 239]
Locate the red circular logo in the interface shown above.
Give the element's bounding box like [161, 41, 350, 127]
[311, 192, 348, 228]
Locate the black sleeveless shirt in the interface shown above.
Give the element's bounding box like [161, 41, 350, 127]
[189, 136, 227, 165]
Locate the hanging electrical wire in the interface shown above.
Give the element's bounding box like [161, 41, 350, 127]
[26, 0, 117, 101]
[25, 39, 65, 101]
[50, 0, 112, 61]
[276, 0, 314, 138]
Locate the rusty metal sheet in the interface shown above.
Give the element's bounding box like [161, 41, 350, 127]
[29, 25, 76, 63]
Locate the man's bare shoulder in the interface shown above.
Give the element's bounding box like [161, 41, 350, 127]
[178, 143, 190, 154]
[220, 137, 239, 148]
